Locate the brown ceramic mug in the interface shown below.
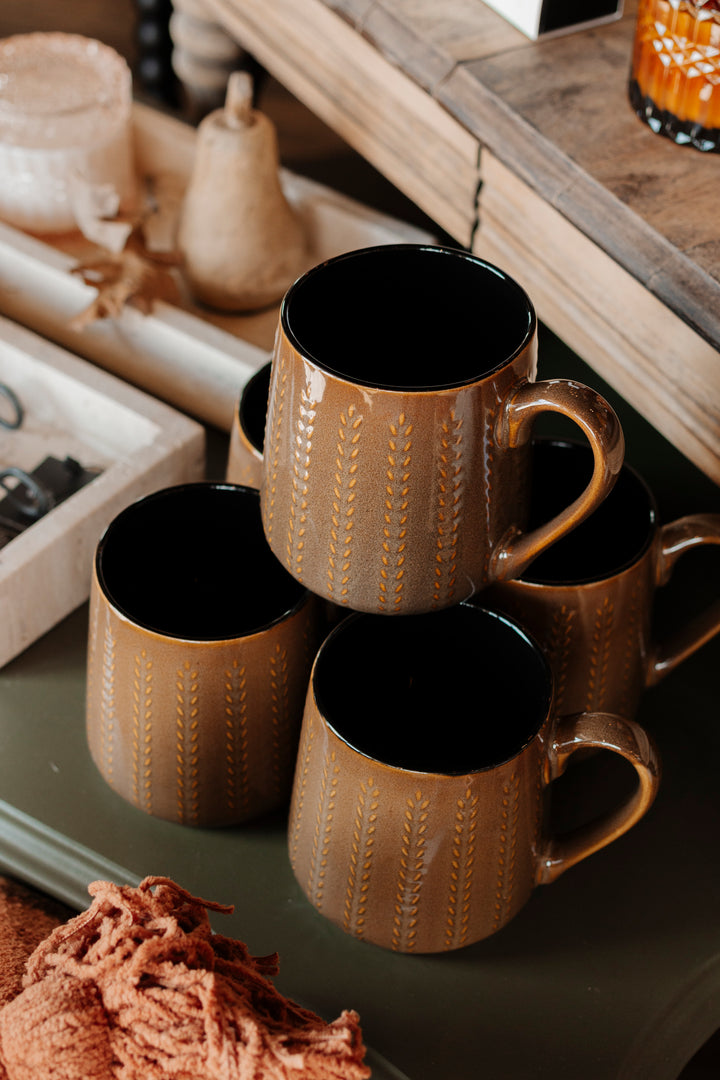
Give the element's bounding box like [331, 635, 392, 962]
[260, 244, 624, 615]
[86, 482, 321, 827]
[483, 439, 720, 719]
[226, 361, 271, 489]
[288, 603, 660, 953]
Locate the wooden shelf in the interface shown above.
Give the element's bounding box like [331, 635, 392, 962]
[200, 0, 720, 484]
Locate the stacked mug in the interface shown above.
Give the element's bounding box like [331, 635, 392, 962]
[251, 244, 668, 954]
[88, 244, 720, 953]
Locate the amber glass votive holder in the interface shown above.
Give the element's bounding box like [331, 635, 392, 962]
[629, 0, 720, 151]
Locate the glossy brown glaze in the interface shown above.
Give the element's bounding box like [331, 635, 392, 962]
[484, 441, 720, 718]
[260, 246, 623, 615]
[226, 362, 271, 489]
[86, 483, 322, 827]
[226, 410, 263, 488]
[287, 606, 660, 953]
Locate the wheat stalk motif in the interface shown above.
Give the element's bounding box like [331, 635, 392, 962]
[131, 649, 153, 810]
[176, 660, 200, 825]
[493, 772, 520, 932]
[289, 715, 316, 871]
[532, 758, 544, 846]
[327, 404, 363, 604]
[86, 594, 100, 713]
[618, 580, 642, 714]
[433, 410, 464, 608]
[391, 790, 429, 952]
[481, 406, 497, 584]
[547, 604, 575, 717]
[379, 414, 412, 611]
[224, 660, 249, 815]
[263, 358, 288, 540]
[286, 386, 316, 580]
[343, 778, 380, 938]
[445, 785, 479, 950]
[586, 597, 615, 712]
[307, 749, 340, 910]
[270, 644, 291, 795]
[99, 615, 117, 788]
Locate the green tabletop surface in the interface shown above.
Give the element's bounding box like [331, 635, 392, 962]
[1, 331, 719, 1080]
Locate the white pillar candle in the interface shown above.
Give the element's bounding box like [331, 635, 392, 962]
[0, 32, 137, 236]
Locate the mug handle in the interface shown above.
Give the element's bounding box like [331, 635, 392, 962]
[538, 711, 661, 886]
[647, 513, 720, 685]
[493, 379, 625, 580]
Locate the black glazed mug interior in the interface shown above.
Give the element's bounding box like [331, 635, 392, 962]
[282, 244, 536, 391]
[313, 604, 552, 775]
[521, 439, 656, 585]
[238, 361, 271, 454]
[96, 483, 307, 640]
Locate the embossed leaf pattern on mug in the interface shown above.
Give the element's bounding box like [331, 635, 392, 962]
[344, 778, 379, 940]
[288, 710, 317, 872]
[391, 790, 430, 952]
[131, 650, 153, 814]
[88, 603, 312, 826]
[99, 612, 117, 790]
[286, 386, 317, 582]
[493, 772, 520, 934]
[270, 643, 294, 797]
[176, 660, 201, 825]
[307, 749, 341, 912]
[617, 581, 643, 716]
[545, 605, 575, 717]
[444, 785, 479, 951]
[288, 715, 546, 952]
[327, 404, 363, 606]
[263, 355, 289, 543]
[481, 406, 497, 585]
[380, 414, 413, 612]
[433, 411, 464, 609]
[224, 660, 250, 818]
[489, 583, 649, 721]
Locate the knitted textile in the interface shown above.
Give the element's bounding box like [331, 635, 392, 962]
[0, 877, 71, 1013]
[0, 876, 371, 1080]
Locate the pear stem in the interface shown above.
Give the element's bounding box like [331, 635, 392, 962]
[224, 71, 254, 129]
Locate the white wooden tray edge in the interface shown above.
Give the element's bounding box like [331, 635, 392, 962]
[0, 316, 205, 667]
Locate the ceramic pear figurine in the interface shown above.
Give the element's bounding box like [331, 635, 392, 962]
[177, 71, 308, 311]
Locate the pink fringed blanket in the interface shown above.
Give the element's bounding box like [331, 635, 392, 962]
[0, 876, 371, 1079]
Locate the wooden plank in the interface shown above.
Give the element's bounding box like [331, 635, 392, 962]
[444, 3, 720, 349]
[324, 0, 377, 22]
[473, 151, 720, 482]
[360, 0, 527, 92]
[201, 0, 481, 243]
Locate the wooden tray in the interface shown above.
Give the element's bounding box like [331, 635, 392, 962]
[0, 316, 205, 668]
[0, 103, 435, 432]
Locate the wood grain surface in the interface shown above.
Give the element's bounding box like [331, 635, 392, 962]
[199, 0, 720, 484]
